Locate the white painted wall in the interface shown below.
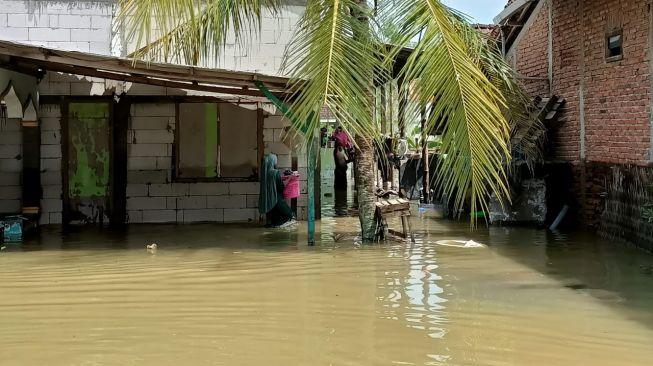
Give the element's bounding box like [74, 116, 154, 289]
[0, 0, 303, 76]
[0, 0, 115, 54]
[183, 5, 304, 76]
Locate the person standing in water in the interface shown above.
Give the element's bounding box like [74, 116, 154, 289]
[259, 154, 295, 228]
[334, 145, 350, 190]
[332, 126, 353, 190]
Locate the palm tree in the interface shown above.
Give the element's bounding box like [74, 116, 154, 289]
[118, 0, 525, 240]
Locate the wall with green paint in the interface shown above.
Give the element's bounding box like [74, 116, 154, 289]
[68, 103, 111, 198]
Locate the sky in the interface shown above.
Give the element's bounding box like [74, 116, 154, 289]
[443, 0, 507, 24]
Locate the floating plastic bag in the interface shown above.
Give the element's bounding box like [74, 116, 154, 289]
[434, 239, 486, 248]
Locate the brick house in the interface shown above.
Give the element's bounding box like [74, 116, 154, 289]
[0, 0, 310, 227]
[495, 0, 653, 235]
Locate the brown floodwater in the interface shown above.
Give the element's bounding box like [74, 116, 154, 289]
[1, 206, 653, 366]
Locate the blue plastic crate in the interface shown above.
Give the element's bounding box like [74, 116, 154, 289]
[1, 216, 26, 242]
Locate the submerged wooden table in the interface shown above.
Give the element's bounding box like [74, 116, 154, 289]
[375, 198, 415, 243]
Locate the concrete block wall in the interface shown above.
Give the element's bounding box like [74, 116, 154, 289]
[204, 5, 303, 76]
[121, 4, 304, 76]
[125, 102, 311, 224]
[39, 104, 63, 224]
[0, 0, 115, 55]
[0, 1, 302, 76]
[0, 118, 22, 214]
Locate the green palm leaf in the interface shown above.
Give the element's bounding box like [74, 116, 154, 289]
[118, 0, 280, 64]
[382, 0, 511, 222]
[457, 22, 546, 178]
[281, 0, 389, 145]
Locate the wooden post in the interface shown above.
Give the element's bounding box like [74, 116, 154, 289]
[61, 101, 70, 228]
[398, 77, 407, 139]
[110, 96, 129, 227]
[21, 102, 41, 217]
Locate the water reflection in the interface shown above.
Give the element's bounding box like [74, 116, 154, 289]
[1, 215, 653, 365]
[333, 189, 349, 217]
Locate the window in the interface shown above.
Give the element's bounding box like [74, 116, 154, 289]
[606, 29, 623, 62]
[176, 102, 258, 180]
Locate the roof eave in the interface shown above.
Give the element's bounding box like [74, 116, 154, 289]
[493, 0, 536, 24]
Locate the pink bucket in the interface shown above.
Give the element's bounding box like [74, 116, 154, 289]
[282, 173, 300, 199]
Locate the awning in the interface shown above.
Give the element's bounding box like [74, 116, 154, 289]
[493, 0, 541, 54]
[0, 39, 291, 99]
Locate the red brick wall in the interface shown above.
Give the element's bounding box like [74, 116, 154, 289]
[582, 0, 651, 165]
[550, 0, 583, 162]
[511, 0, 651, 165]
[513, 1, 550, 97]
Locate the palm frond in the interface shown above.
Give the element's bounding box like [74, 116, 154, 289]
[382, 0, 511, 222]
[457, 22, 547, 179]
[281, 0, 389, 145]
[117, 0, 281, 64]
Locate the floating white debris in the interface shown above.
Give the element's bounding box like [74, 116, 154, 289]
[434, 240, 486, 248]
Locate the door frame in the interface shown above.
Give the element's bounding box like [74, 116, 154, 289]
[61, 97, 114, 227]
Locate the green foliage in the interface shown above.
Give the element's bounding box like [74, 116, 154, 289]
[118, 0, 540, 225]
[118, 0, 281, 63]
[281, 0, 388, 147]
[406, 125, 441, 151]
[380, 0, 511, 219]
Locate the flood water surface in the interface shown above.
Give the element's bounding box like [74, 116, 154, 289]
[1, 216, 653, 366]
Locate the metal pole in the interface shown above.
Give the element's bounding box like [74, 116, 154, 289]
[421, 107, 430, 204]
[307, 138, 317, 246]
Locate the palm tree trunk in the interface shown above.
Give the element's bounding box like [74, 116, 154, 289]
[354, 135, 377, 241]
[352, 0, 377, 242]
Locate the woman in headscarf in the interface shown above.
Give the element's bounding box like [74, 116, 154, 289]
[259, 154, 295, 228]
[332, 126, 353, 190]
[334, 145, 350, 190]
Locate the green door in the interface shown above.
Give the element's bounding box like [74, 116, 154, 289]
[65, 102, 111, 225]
